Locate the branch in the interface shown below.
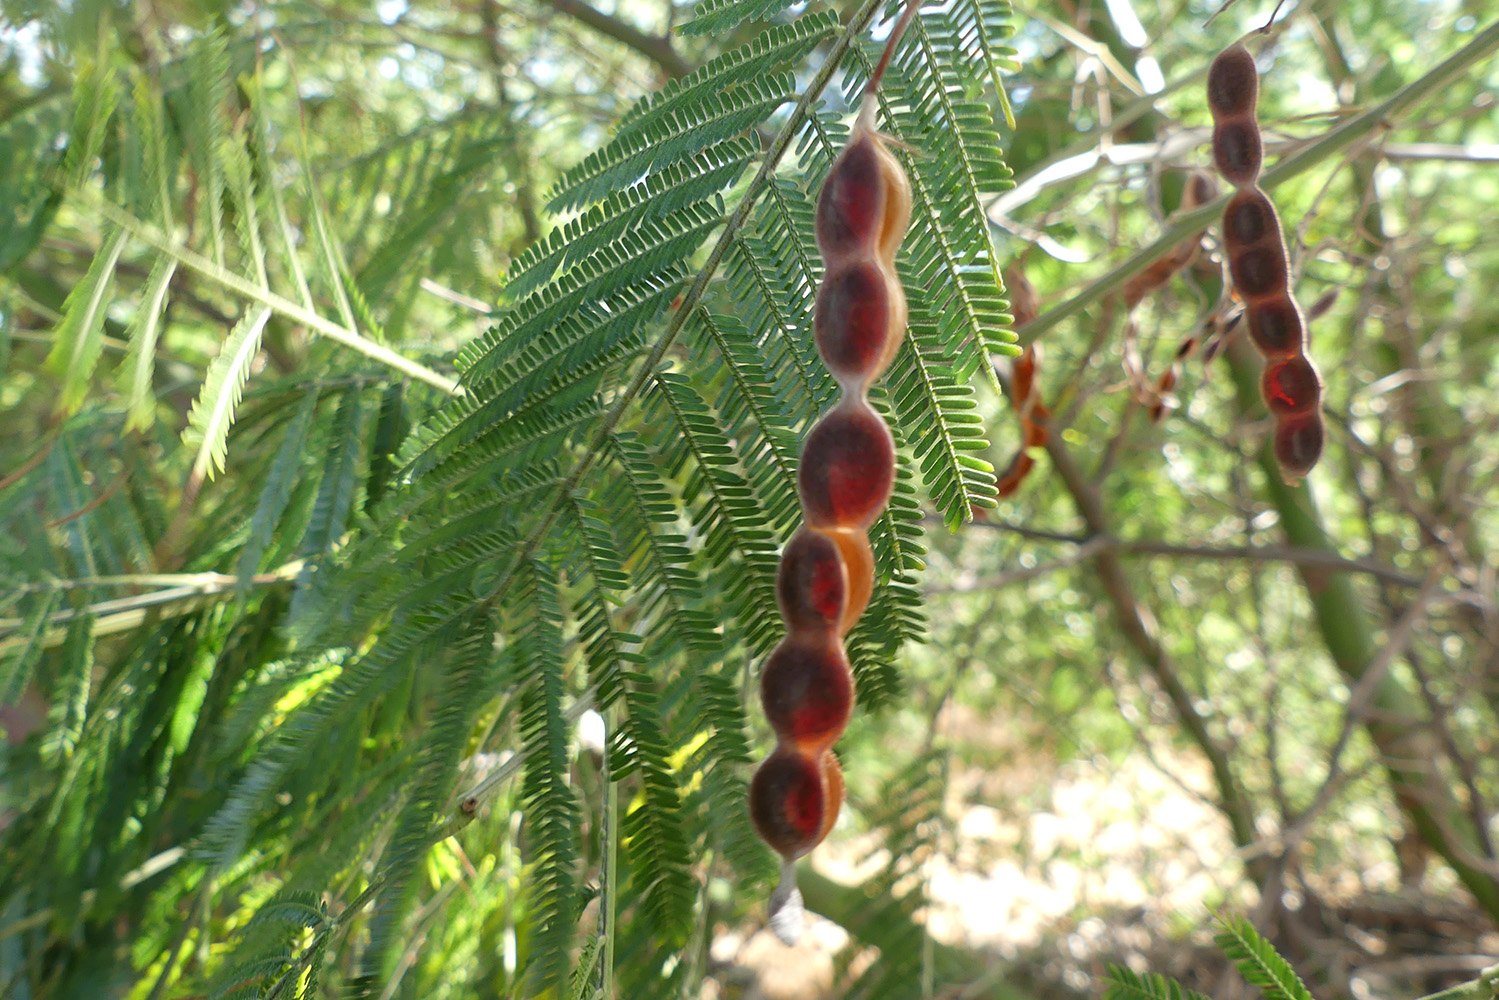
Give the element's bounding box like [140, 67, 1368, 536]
[538, 0, 691, 78]
[0, 562, 304, 655]
[990, 365, 1262, 865]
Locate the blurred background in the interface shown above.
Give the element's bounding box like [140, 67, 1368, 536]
[2, 0, 1497, 997]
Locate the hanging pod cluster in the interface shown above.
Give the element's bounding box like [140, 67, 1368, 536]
[748, 2, 916, 944]
[1208, 43, 1324, 479]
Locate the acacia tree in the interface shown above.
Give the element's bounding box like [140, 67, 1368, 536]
[2, 0, 1498, 997]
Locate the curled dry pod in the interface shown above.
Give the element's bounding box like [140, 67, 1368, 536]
[798, 397, 896, 531]
[749, 749, 829, 859]
[1261, 355, 1322, 416]
[1274, 413, 1324, 480]
[760, 635, 855, 749]
[777, 527, 847, 634]
[815, 259, 906, 386]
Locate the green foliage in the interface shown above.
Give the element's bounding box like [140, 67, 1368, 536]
[1104, 966, 1214, 1000]
[1214, 916, 1316, 1000]
[1108, 915, 1317, 1000]
[0, 0, 1027, 993]
[678, 0, 803, 37]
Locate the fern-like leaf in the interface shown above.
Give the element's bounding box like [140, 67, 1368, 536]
[513, 557, 582, 994]
[1215, 916, 1315, 1000]
[182, 306, 272, 481]
[547, 72, 796, 212]
[117, 254, 177, 431]
[360, 614, 490, 989]
[45, 226, 127, 415]
[677, 0, 802, 36]
[1105, 966, 1214, 1000]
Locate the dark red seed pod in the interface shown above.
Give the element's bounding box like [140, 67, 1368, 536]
[776, 527, 847, 634]
[1261, 355, 1322, 416]
[749, 749, 827, 859]
[1273, 413, 1324, 480]
[1212, 120, 1263, 187]
[815, 260, 901, 385]
[1246, 300, 1305, 356]
[798, 399, 896, 531]
[1207, 45, 1258, 119]
[1229, 243, 1289, 300]
[1222, 188, 1277, 247]
[760, 636, 854, 749]
[816, 135, 885, 260]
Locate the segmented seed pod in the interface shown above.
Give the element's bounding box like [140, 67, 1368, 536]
[748, 0, 918, 945]
[1208, 42, 1324, 479]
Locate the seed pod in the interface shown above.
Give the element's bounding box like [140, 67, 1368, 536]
[752, 0, 920, 942]
[1246, 299, 1304, 356]
[1207, 45, 1258, 119]
[1222, 188, 1276, 246]
[759, 636, 855, 750]
[749, 748, 830, 860]
[1273, 412, 1324, 478]
[1229, 243, 1289, 301]
[1261, 355, 1322, 416]
[798, 398, 897, 531]
[815, 259, 907, 387]
[1208, 45, 1263, 186]
[1212, 121, 1263, 188]
[776, 527, 848, 634]
[1208, 40, 1324, 479]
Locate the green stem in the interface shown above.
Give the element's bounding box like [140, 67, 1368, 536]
[1416, 965, 1499, 1000]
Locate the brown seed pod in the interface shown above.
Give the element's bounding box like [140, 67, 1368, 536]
[1208, 41, 1324, 479]
[798, 398, 897, 531]
[1273, 412, 1324, 479]
[749, 748, 830, 860]
[1207, 45, 1259, 119]
[1245, 299, 1305, 357]
[1212, 121, 1263, 188]
[776, 527, 848, 634]
[1261, 355, 1322, 416]
[814, 259, 907, 386]
[1222, 188, 1277, 246]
